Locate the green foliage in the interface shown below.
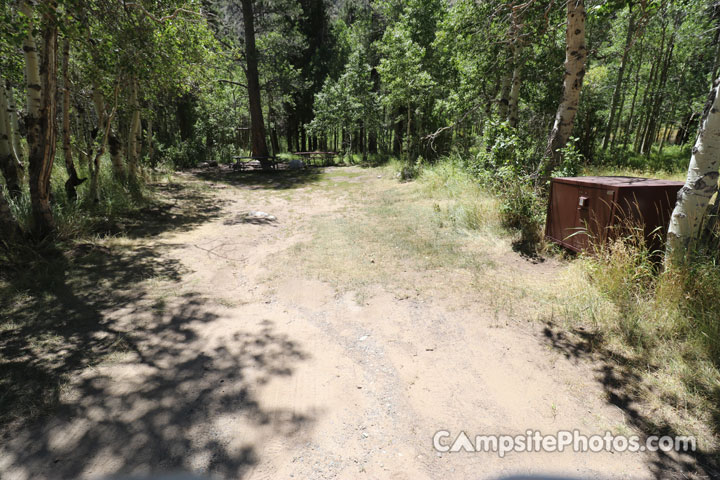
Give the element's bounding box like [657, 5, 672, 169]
[553, 138, 585, 178]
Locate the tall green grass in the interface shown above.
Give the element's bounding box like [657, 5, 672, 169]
[555, 225, 720, 452]
[5, 155, 152, 241]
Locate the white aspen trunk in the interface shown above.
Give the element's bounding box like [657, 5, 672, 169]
[666, 79, 720, 265]
[127, 77, 141, 180]
[20, 0, 42, 185]
[21, 1, 42, 121]
[26, 1, 59, 237]
[507, 44, 524, 128]
[543, 0, 587, 175]
[0, 82, 22, 196]
[5, 83, 24, 167]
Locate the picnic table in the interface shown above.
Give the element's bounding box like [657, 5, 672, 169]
[292, 151, 338, 167]
[232, 155, 279, 171]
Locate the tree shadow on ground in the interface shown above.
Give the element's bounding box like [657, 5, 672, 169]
[94, 182, 228, 239]
[192, 166, 324, 190]
[541, 322, 719, 479]
[0, 181, 312, 478]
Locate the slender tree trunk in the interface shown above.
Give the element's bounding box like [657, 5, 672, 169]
[667, 78, 720, 265]
[497, 73, 511, 121]
[24, 0, 58, 238]
[541, 0, 587, 177]
[61, 39, 84, 202]
[507, 10, 524, 129]
[602, 10, 635, 150]
[268, 93, 280, 154]
[6, 82, 24, 168]
[634, 56, 656, 152]
[406, 101, 412, 161]
[240, 0, 270, 168]
[642, 21, 676, 155]
[127, 76, 141, 181]
[146, 116, 154, 166]
[622, 44, 643, 150]
[90, 86, 106, 202]
[0, 80, 22, 198]
[393, 109, 403, 156]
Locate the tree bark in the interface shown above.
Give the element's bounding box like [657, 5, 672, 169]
[61, 38, 84, 202]
[127, 76, 141, 181]
[6, 82, 24, 169]
[541, 0, 587, 177]
[667, 78, 720, 265]
[622, 42, 643, 150]
[0, 79, 23, 198]
[24, 0, 58, 238]
[240, 0, 270, 168]
[507, 47, 524, 128]
[642, 19, 676, 155]
[146, 116, 154, 166]
[602, 10, 634, 150]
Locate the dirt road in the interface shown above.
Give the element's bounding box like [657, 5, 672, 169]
[0, 166, 690, 478]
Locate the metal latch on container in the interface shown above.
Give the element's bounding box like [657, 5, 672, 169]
[578, 196, 589, 208]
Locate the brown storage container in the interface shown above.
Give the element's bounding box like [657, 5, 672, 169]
[545, 176, 684, 253]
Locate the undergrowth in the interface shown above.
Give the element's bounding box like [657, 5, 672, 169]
[4, 155, 153, 242]
[553, 226, 720, 458]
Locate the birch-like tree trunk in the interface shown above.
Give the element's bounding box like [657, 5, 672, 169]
[667, 79, 720, 265]
[6, 82, 24, 168]
[61, 39, 84, 202]
[507, 45, 524, 128]
[24, 0, 58, 238]
[0, 80, 23, 198]
[541, 0, 587, 177]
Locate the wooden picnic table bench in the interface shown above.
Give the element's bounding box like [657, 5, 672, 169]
[292, 151, 338, 167]
[232, 155, 279, 171]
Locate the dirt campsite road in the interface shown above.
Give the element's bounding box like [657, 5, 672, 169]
[0, 166, 697, 479]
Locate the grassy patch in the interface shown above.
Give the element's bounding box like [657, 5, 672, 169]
[542, 234, 720, 460]
[281, 161, 536, 309]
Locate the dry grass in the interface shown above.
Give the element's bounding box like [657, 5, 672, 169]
[279, 162, 552, 323]
[543, 233, 720, 456]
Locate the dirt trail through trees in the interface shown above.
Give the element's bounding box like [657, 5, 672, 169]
[0, 167, 692, 479]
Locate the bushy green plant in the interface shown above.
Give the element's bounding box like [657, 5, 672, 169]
[552, 137, 584, 177]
